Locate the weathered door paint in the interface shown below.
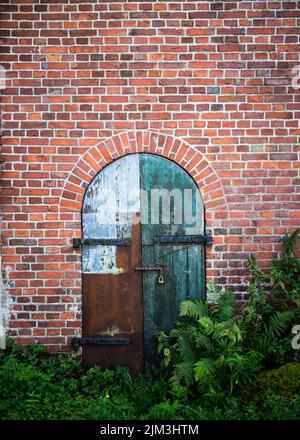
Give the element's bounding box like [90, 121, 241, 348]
[81, 154, 205, 370]
[140, 155, 205, 364]
[82, 155, 144, 371]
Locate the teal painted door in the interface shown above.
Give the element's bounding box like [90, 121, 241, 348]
[81, 153, 205, 369]
[140, 154, 205, 365]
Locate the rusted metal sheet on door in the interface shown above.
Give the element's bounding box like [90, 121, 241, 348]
[82, 155, 143, 372]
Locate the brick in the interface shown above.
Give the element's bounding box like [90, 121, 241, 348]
[207, 86, 220, 94]
[2, 0, 299, 353]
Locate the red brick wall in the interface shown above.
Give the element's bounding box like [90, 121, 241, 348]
[1, 0, 299, 351]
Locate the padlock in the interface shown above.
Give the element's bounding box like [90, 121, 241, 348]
[158, 274, 164, 284]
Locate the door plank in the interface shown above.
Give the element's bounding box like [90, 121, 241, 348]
[82, 155, 143, 371]
[140, 154, 205, 365]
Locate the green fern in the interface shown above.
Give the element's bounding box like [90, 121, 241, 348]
[242, 299, 296, 366]
[215, 290, 236, 322]
[179, 300, 209, 320]
[158, 230, 300, 397]
[162, 290, 263, 395]
[270, 228, 300, 298]
[194, 358, 216, 382]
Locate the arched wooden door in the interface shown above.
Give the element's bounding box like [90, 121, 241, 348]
[78, 154, 207, 371]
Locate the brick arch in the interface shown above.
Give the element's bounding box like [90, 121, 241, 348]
[59, 131, 228, 213]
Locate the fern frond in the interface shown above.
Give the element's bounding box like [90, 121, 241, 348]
[194, 333, 216, 353]
[179, 300, 208, 320]
[216, 290, 237, 322]
[198, 316, 216, 337]
[269, 310, 293, 335]
[169, 361, 194, 388]
[193, 358, 216, 383]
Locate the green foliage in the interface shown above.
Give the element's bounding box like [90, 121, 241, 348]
[242, 286, 296, 366]
[159, 229, 300, 398]
[248, 230, 300, 366]
[159, 289, 263, 396]
[238, 363, 300, 420]
[270, 228, 300, 298]
[0, 341, 170, 420]
[0, 340, 299, 420]
[247, 228, 300, 300]
[1, 230, 299, 420]
[252, 363, 300, 399]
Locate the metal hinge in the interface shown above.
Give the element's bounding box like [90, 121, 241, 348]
[72, 238, 131, 248]
[72, 337, 132, 350]
[153, 234, 213, 245]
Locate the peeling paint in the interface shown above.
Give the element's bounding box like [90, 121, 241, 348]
[111, 267, 125, 275]
[96, 323, 120, 337]
[0, 266, 14, 349]
[67, 296, 81, 314]
[82, 154, 140, 274]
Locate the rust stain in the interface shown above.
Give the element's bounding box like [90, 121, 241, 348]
[82, 217, 144, 372]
